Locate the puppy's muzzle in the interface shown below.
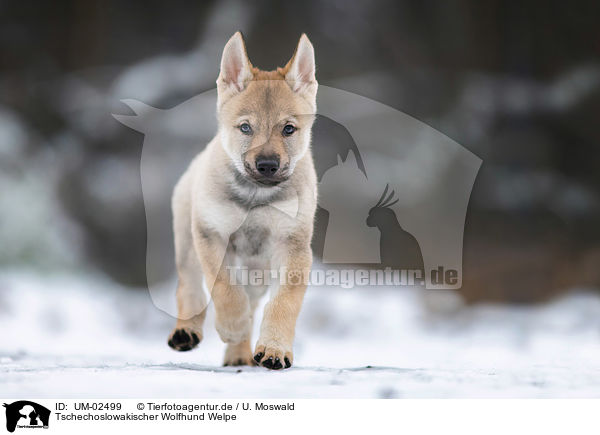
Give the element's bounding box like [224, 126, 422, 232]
[256, 157, 279, 178]
[243, 154, 289, 186]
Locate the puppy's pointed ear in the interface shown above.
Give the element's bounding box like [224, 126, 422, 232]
[217, 32, 253, 94]
[283, 34, 317, 104]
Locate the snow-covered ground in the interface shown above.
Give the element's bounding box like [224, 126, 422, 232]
[1, 269, 599, 398]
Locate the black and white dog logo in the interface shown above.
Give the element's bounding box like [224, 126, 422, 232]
[3, 401, 50, 433]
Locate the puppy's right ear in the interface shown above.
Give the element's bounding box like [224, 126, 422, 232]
[217, 32, 253, 95]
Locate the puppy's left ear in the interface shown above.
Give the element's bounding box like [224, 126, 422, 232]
[283, 34, 318, 104]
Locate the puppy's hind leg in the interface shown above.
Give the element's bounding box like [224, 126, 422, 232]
[223, 340, 253, 366]
[223, 291, 263, 366]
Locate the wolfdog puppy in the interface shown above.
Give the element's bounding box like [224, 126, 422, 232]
[167, 32, 318, 370]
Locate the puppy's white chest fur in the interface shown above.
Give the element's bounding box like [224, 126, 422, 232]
[227, 201, 297, 261]
[228, 217, 272, 258]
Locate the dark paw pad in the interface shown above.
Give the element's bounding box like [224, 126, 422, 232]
[253, 352, 264, 364]
[262, 356, 274, 369]
[168, 329, 200, 351]
[272, 357, 283, 370]
[284, 357, 291, 368]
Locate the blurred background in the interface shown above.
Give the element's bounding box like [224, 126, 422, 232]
[1, 0, 599, 302]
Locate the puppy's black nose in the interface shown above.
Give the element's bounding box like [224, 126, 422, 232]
[256, 158, 279, 177]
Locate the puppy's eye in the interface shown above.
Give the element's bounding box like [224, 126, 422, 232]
[239, 123, 252, 135]
[282, 124, 296, 136]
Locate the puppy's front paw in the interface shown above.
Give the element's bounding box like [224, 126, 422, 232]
[253, 341, 293, 370]
[167, 327, 201, 351]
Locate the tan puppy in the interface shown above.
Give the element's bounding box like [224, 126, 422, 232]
[167, 32, 318, 370]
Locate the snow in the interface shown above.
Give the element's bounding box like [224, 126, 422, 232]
[1, 269, 599, 398]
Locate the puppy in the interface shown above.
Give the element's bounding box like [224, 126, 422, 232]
[167, 32, 318, 370]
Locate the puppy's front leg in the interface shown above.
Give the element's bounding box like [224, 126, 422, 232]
[192, 225, 252, 346]
[254, 243, 311, 370]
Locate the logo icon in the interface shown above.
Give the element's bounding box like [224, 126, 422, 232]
[3, 401, 50, 433]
